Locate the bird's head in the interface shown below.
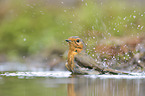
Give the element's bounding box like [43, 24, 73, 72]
[65, 36, 86, 53]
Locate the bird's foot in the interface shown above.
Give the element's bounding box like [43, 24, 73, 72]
[65, 62, 72, 72]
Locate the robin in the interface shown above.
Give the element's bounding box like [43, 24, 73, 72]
[65, 36, 130, 75]
[65, 36, 105, 74]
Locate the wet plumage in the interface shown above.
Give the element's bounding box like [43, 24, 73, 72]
[65, 36, 104, 74]
[65, 36, 130, 75]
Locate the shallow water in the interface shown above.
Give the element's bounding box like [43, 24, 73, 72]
[0, 71, 145, 96]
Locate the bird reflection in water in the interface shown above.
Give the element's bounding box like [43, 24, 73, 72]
[66, 76, 145, 96]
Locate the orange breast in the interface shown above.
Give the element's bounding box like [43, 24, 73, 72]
[67, 50, 77, 67]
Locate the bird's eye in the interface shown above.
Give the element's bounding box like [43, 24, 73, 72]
[76, 39, 80, 43]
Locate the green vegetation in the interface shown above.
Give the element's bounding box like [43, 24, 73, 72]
[0, 0, 145, 61]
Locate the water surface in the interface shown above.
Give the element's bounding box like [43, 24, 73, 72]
[0, 71, 145, 96]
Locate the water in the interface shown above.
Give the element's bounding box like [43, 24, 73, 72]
[0, 71, 145, 96]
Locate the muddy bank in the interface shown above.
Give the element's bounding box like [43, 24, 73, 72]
[95, 36, 145, 72]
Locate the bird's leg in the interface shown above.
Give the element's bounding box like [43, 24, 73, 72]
[65, 62, 72, 72]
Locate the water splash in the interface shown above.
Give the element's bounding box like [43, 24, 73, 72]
[85, 73, 145, 79]
[0, 71, 71, 78]
[1, 71, 145, 79]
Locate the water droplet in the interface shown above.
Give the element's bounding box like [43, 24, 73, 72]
[30, 6, 34, 8]
[96, 41, 97, 44]
[112, 56, 115, 59]
[104, 58, 107, 61]
[95, 59, 97, 62]
[92, 26, 94, 30]
[138, 60, 141, 63]
[41, 13, 44, 15]
[118, 16, 121, 19]
[117, 57, 120, 60]
[141, 26, 144, 30]
[108, 33, 111, 36]
[130, 23, 133, 25]
[33, 3, 36, 6]
[101, 2, 103, 5]
[123, 17, 126, 20]
[26, 4, 30, 6]
[133, 16, 136, 19]
[124, 25, 127, 27]
[23, 56, 25, 59]
[24, 38, 26, 41]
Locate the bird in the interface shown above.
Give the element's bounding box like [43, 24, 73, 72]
[65, 36, 130, 75]
[65, 36, 105, 74]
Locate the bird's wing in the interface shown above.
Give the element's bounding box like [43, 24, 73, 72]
[74, 52, 104, 71]
[74, 52, 131, 75]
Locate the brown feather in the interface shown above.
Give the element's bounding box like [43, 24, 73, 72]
[74, 52, 104, 72]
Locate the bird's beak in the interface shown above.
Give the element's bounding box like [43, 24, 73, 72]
[65, 39, 71, 42]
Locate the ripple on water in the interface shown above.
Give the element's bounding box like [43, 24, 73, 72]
[0, 71, 145, 79]
[0, 71, 71, 78]
[84, 73, 145, 79]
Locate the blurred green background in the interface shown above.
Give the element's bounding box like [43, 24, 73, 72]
[0, 0, 145, 62]
[1, 1, 145, 96]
